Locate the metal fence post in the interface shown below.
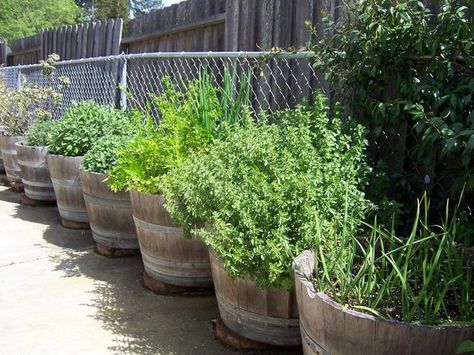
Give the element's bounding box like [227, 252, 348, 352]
[16, 68, 22, 91]
[119, 57, 127, 111]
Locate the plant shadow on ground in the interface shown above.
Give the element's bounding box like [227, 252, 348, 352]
[45, 225, 298, 355]
[3, 186, 302, 355]
[0, 187, 22, 204]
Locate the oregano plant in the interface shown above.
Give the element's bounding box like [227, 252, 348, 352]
[163, 93, 371, 289]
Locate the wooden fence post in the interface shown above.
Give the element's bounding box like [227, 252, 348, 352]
[0, 38, 7, 66]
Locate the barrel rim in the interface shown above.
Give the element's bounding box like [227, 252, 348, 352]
[130, 189, 159, 199]
[15, 140, 49, 150]
[294, 250, 474, 330]
[80, 169, 108, 179]
[47, 153, 84, 159]
[0, 134, 24, 141]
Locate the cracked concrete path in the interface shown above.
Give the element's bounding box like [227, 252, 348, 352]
[0, 186, 237, 355]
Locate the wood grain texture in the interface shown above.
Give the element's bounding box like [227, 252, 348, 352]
[16, 142, 55, 201]
[129, 190, 212, 288]
[210, 251, 301, 346]
[47, 154, 89, 223]
[8, 19, 122, 65]
[124, 0, 225, 53]
[80, 170, 138, 250]
[0, 135, 23, 183]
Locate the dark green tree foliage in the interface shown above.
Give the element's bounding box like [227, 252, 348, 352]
[131, 0, 162, 15]
[0, 0, 82, 42]
[96, 0, 131, 20]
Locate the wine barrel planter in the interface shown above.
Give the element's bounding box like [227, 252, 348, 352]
[16, 142, 55, 201]
[130, 190, 212, 288]
[294, 250, 474, 355]
[47, 154, 89, 228]
[80, 170, 138, 255]
[210, 251, 301, 346]
[0, 135, 23, 183]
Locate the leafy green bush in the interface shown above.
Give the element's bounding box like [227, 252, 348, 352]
[163, 93, 371, 289]
[48, 101, 132, 156]
[81, 135, 131, 174]
[312, 195, 473, 325]
[25, 119, 56, 147]
[108, 70, 251, 193]
[309, 0, 474, 219]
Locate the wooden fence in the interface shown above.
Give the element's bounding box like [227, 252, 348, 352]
[4, 0, 325, 65]
[123, 0, 226, 52]
[6, 19, 123, 65]
[4, 0, 462, 66]
[8, 33, 42, 66]
[0, 39, 7, 67]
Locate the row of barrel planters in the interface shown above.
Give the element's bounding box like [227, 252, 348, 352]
[0, 97, 300, 347]
[1, 91, 472, 353]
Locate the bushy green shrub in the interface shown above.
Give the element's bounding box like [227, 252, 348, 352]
[48, 101, 132, 156]
[25, 119, 56, 147]
[81, 135, 131, 174]
[107, 77, 219, 193]
[163, 93, 371, 289]
[309, 0, 474, 231]
[0, 54, 68, 136]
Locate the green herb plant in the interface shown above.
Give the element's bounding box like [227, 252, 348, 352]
[82, 135, 132, 174]
[81, 109, 140, 174]
[25, 119, 56, 147]
[108, 67, 252, 194]
[48, 101, 132, 156]
[163, 93, 371, 289]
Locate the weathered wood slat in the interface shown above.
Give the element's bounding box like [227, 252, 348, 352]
[0, 39, 7, 66]
[210, 251, 301, 346]
[129, 190, 212, 288]
[9, 19, 122, 65]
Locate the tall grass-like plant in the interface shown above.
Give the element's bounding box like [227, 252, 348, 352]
[218, 64, 252, 128]
[313, 194, 473, 325]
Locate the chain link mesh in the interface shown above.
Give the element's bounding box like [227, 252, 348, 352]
[0, 53, 323, 120]
[0, 52, 471, 220]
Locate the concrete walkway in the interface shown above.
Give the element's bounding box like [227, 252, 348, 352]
[0, 186, 238, 355]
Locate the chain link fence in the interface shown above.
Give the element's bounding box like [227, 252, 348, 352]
[0, 51, 471, 228]
[0, 52, 323, 119]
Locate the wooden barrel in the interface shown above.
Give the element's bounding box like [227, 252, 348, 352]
[0, 135, 23, 183]
[16, 142, 55, 201]
[210, 251, 301, 346]
[80, 170, 138, 250]
[129, 190, 212, 287]
[294, 250, 474, 355]
[47, 154, 89, 224]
